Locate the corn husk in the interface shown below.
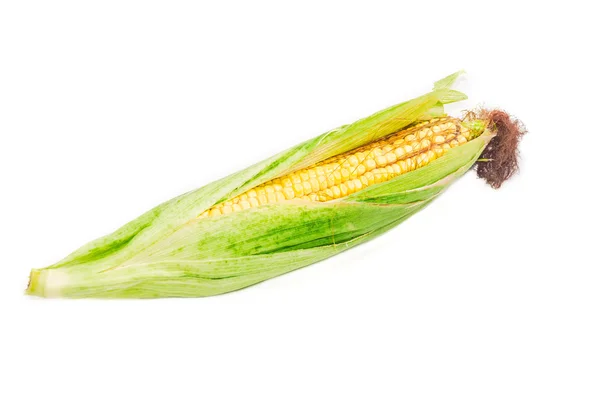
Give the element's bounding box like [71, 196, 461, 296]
[27, 72, 493, 298]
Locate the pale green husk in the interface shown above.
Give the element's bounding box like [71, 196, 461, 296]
[27, 72, 492, 298]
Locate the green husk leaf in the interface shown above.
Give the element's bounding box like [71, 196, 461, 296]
[27, 72, 486, 298]
[433, 70, 465, 90]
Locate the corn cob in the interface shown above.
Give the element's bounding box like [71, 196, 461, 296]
[26, 72, 525, 298]
[202, 117, 473, 217]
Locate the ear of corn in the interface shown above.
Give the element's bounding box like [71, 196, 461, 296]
[26, 72, 497, 298]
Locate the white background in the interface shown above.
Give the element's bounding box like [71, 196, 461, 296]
[1, 1, 599, 399]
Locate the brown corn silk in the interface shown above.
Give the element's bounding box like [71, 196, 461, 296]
[474, 110, 526, 188]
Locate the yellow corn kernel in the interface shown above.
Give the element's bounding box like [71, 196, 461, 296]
[308, 178, 319, 192]
[283, 187, 295, 200]
[332, 186, 341, 198]
[317, 174, 327, 189]
[364, 158, 377, 171]
[222, 205, 234, 214]
[339, 184, 349, 197]
[347, 155, 359, 166]
[209, 208, 222, 217]
[302, 181, 312, 194]
[293, 183, 304, 197]
[333, 170, 342, 184]
[346, 180, 355, 192]
[433, 135, 445, 144]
